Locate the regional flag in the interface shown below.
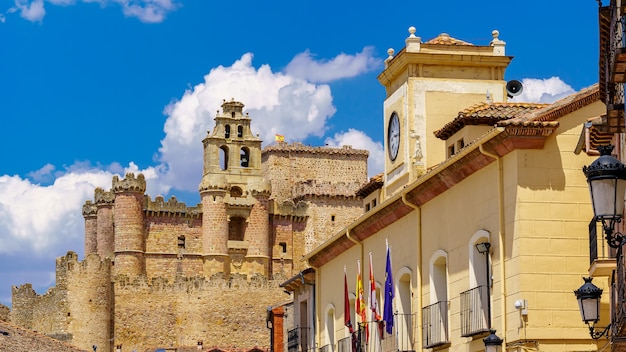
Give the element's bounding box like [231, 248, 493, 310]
[275, 134, 285, 142]
[383, 243, 395, 334]
[356, 260, 368, 342]
[344, 268, 354, 333]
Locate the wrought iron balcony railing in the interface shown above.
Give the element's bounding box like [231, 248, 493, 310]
[612, 244, 626, 339]
[288, 327, 310, 352]
[422, 301, 449, 348]
[337, 336, 352, 352]
[460, 285, 489, 337]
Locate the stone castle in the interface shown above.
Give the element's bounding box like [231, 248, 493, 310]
[9, 99, 369, 352]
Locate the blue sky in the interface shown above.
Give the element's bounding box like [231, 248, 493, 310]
[0, 0, 600, 306]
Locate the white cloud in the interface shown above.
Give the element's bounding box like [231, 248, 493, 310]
[158, 52, 337, 192]
[508, 77, 575, 104]
[26, 163, 56, 183]
[7, 0, 178, 23]
[13, 0, 45, 22]
[0, 14, 6, 23]
[324, 129, 384, 178]
[285, 46, 381, 83]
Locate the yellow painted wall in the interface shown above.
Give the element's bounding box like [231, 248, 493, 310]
[313, 100, 608, 352]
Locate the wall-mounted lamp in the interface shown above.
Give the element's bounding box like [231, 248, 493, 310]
[574, 277, 610, 339]
[483, 329, 503, 352]
[583, 145, 626, 248]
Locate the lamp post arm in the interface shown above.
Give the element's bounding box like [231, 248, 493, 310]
[589, 323, 611, 339]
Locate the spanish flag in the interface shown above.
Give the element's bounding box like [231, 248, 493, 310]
[275, 134, 285, 142]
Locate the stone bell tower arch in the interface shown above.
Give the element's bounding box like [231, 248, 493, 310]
[199, 99, 271, 278]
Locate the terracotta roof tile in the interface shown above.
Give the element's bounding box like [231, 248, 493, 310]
[434, 103, 547, 140]
[425, 33, 473, 46]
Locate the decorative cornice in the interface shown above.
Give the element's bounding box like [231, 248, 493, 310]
[112, 173, 146, 194]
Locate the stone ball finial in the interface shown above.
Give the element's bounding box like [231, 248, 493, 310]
[387, 48, 395, 57]
[408, 26, 416, 37]
[492, 30, 499, 39]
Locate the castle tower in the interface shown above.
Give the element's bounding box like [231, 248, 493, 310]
[112, 173, 146, 277]
[82, 201, 97, 255]
[377, 27, 512, 198]
[199, 99, 271, 277]
[94, 188, 115, 259]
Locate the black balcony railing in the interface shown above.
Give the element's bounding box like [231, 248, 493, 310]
[319, 344, 332, 352]
[460, 285, 489, 337]
[422, 301, 449, 348]
[288, 327, 310, 352]
[612, 244, 626, 338]
[337, 336, 352, 352]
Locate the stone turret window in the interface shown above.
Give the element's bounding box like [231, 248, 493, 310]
[279, 242, 287, 253]
[240, 147, 250, 167]
[220, 146, 229, 170]
[231, 111, 236, 118]
[229, 216, 246, 241]
[237, 125, 243, 137]
[225, 125, 231, 139]
[178, 235, 185, 249]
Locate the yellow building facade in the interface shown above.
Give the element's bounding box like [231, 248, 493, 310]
[288, 28, 609, 352]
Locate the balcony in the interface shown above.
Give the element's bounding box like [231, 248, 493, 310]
[589, 218, 617, 277]
[422, 301, 450, 348]
[460, 285, 489, 337]
[288, 327, 310, 352]
[337, 336, 352, 352]
[319, 344, 332, 352]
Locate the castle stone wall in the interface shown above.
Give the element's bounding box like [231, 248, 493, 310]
[112, 274, 286, 351]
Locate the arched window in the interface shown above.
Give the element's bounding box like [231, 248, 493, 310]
[425, 251, 449, 346]
[219, 146, 229, 170]
[324, 304, 335, 352]
[230, 186, 243, 198]
[240, 147, 250, 167]
[396, 267, 413, 350]
[237, 125, 243, 137]
[224, 125, 231, 139]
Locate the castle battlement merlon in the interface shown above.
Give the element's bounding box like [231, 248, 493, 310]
[262, 143, 369, 157]
[82, 201, 97, 217]
[292, 180, 364, 199]
[112, 173, 146, 194]
[144, 195, 202, 217]
[94, 187, 115, 205]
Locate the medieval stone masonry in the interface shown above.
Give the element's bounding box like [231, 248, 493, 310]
[8, 99, 369, 352]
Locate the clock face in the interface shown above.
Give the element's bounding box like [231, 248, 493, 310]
[388, 113, 400, 161]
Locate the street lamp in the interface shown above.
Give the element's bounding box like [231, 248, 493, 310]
[583, 145, 626, 248]
[574, 277, 609, 339]
[483, 329, 503, 352]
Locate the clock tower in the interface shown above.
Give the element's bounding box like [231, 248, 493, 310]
[378, 27, 512, 199]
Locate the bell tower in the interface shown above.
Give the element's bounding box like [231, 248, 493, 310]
[199, 99, 271, 278]
[377, 27, 512, 198]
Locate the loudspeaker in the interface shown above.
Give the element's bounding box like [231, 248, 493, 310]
[506, 80, 523, 98]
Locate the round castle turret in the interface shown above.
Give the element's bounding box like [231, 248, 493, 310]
[112, 173, 146, 277]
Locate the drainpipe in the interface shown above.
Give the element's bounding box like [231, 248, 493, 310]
[478, 142, 507, 348]
[401, 193, 422, 352]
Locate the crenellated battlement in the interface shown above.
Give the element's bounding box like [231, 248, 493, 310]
[94, 187, 115, 204]
[263, 142, 370, 157]
[292, 180, 364, 199]
[144, 195, 201, 217]
[81, 201, 97, 217]
[112, 173, 146, 193]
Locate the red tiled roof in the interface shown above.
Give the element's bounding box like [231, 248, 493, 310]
[434, 103, 547, 140]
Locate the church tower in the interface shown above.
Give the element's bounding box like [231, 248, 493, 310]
[199, 99, 271, 278]
[377, 27, 512, 198]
